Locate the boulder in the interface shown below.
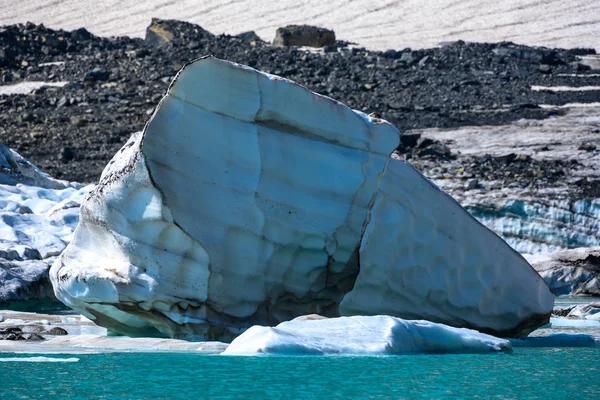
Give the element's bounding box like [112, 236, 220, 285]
[145, 18, 213, 47]
[272, 25, 335, 48]
[43, 326, 68, 335]
[50, 57, 553, 340]
[530, 247, 600, 296]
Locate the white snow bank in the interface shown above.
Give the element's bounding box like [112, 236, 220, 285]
[0, 81, 68, 96]
[222, 315, 512, 355]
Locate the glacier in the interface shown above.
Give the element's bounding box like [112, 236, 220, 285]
[222, 315, 512, 355]
[0, 143, 93, 309]
[50, 57, 553, 340]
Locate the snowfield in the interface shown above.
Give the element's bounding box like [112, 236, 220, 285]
[1, 0, 599, 51]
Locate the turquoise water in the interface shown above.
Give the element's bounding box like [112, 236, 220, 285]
[1, 348, 599, 399]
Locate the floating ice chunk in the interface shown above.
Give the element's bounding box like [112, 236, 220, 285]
[0, 356, 79, 362]
[511, 334, 600, 348]
[223, 315, 512, 355]
[550, 317, 600, 327]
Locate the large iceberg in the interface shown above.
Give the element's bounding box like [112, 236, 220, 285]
[50, 57, 553, 340]
[222, 315, 512, 355]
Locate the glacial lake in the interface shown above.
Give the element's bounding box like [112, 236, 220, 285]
[2, 348, 599, 399]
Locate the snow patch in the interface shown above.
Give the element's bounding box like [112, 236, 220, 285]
[0, 81, 68, 95]
[531, 85, 600, 92]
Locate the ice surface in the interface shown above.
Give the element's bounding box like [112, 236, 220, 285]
[223, 315, 512, 355]
[340, 158, 553, 337]
[0, 334, 227, 354]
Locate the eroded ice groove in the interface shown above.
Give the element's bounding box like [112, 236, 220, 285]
[222, 316, 512, 355]
[340, 159, 553, 337]
[51, 57, 552, 340]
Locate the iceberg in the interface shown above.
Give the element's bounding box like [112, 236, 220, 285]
[222, 315, 512, 355]
[50, 57, 553, 340]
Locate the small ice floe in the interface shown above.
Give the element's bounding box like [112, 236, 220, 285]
[0, 81, 68, 95]
[511, 334, 600, 348]
[531, 85, 600, 92]
[550, 317, 600, 327]
[0, 356, 79, 362]
[222, 315, 512, 356]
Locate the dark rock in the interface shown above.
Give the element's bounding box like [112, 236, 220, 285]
[466, 179, 480, 190]
[538, 64, 552, 74]
[145, 18, 213, 47]
[417, 137, 435, 149]
[415, 143, 452, 159]
[69, 116, 86, 127]
[272, 25, 335, 48]
[84, 68, 110, 82]
[495, 153, 516, 164]
[56, 96, 68, 108]
[576, 63, 592, 72]
[71, 27, 93, 42]
[568, 48, 596, 56]
[60, 147, 75, 162]
[400, 133, 421, 148]
[234, 31, 263, 43]
[579, 143, 597, 152]
[44, 326, 68, 335]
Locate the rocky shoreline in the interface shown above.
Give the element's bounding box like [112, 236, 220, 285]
[1, 19, 599, 186]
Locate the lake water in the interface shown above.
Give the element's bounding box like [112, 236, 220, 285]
[2, 348, 599, 399]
